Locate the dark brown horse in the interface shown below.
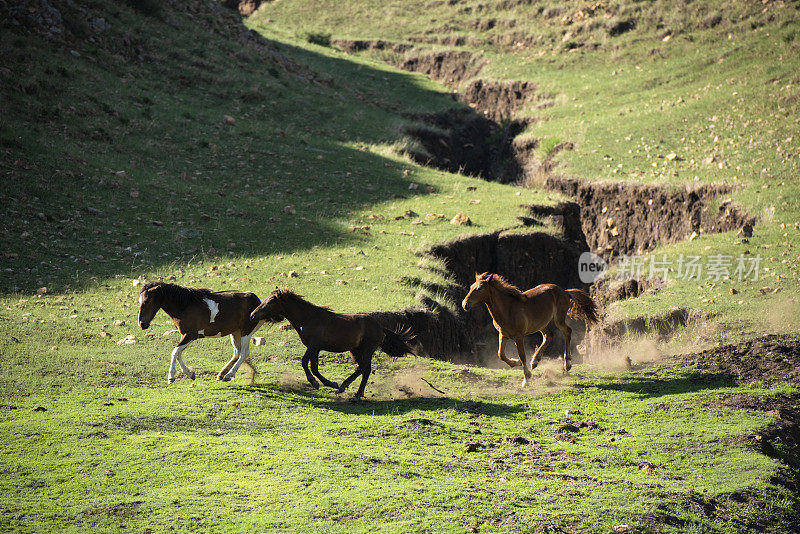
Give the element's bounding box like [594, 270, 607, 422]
[250, 289, 415, 399]
[462, 273, 599, 385]
[137, 282, 265, 384]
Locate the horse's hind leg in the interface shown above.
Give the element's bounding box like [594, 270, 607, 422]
[513, 337, 532, 388]
[218, 334, 241, 381]
[310, 352, 339, 390]
[553, 313, 573, 374]
[169, 334, 196, 384]
[498, 331, 522, 368]
[531, 325, 553, 370]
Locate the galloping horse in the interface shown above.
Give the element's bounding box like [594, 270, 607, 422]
[462, 272, 599, 385]
[250, 289, 415, 399]
[137, 282, 265, 384]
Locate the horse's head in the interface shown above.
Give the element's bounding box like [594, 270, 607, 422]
[137, 283, 162, 329]
[462, 272, 493, 310]
[250, 289, 285, 323]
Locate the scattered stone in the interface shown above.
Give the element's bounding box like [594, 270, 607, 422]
[116, 334, 136, 345]
[408, 182, 419, 190]
[37, 287, 47, 295]
[32, 406, 47, 412]
[283, 205, 296, 215]
[450, 212, 472, 226]
[223, 114, 236, 125]
[665, 153, 677, 161]
[287, 270, 298, 278]
[253, 337, 265, 346]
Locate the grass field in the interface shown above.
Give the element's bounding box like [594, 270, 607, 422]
[1, 0, 799, 531]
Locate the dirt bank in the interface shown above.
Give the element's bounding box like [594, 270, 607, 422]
[546, 176, 756, 263]
[402, 109, 528, 181]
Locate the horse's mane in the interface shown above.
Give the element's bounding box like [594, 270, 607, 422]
[275, 289, 333, 313]
[142, 282, 214, 311]
[486, 274, 527, 301]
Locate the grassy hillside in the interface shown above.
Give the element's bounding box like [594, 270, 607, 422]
[252, 0, 800, 341]
[1, 0, 799, 532]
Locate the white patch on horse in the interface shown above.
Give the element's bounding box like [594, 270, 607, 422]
[198, 329, 204, 336]
[204, 298, 219, 323]
[139, 293, 144, 305]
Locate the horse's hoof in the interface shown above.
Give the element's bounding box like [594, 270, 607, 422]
[167, 378, 175, 385]
[309, 382, 320, 390]
[349, 395, 362, 403]
[221, 375, 232, 382]
[329, 383, 340, 390]
[530, 361, 538, 370]
[188, 371, 196, 380]
[521, 379, 528, 388]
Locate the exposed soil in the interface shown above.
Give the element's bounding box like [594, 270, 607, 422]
[402, 109, 528, 181]
[546, 175, 756, 263]
[685, 334, 800, 385]
[331, 38, 413, 54]
[397, 50, 486, 86]
[461, 79, 537, 121]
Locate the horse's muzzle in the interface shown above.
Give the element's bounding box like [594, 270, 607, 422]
[139, 321, 149, 330]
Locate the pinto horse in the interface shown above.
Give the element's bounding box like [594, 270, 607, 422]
[137, 282, 265, 384]
[462, 272, 599, 385]
[250, 289, 415, 399]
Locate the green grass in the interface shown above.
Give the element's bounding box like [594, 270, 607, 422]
[2, 0, 799, 531]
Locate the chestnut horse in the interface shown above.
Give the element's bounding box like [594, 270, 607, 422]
[250, 289, 415, 399]
[137, 282, 265, 384]
[462, 273, 599, 385]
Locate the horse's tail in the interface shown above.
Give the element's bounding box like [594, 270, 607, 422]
[381, 328, 416, 357]
[566, 288, 599, 327]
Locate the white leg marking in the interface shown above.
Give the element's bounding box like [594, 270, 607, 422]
[203, 298, 219, 323]
[198, 329, 204, 336]
[168, 345, 186, 382]
[224, 334, 250, 380]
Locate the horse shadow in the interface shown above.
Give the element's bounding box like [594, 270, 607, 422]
[588, 370, 738, 399]
[231, 383, 526, 418]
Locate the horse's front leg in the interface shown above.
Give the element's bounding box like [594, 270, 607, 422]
[530, 325, 553, 370]
[218, 334, 241, 381]
[497, 331, 521, 367]
[513, 337, 532, 388]
[337, 351, 362, 395]
[169, 333, 196, 384]
[301, 347, 321, 389]
[350, 346, 375, 400]
[309, 352, 339, 390]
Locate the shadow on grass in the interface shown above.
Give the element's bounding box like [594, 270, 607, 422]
[233, 383, 526, 417]
[0, 1, 465, 294]
[589, 371, 737, 398]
